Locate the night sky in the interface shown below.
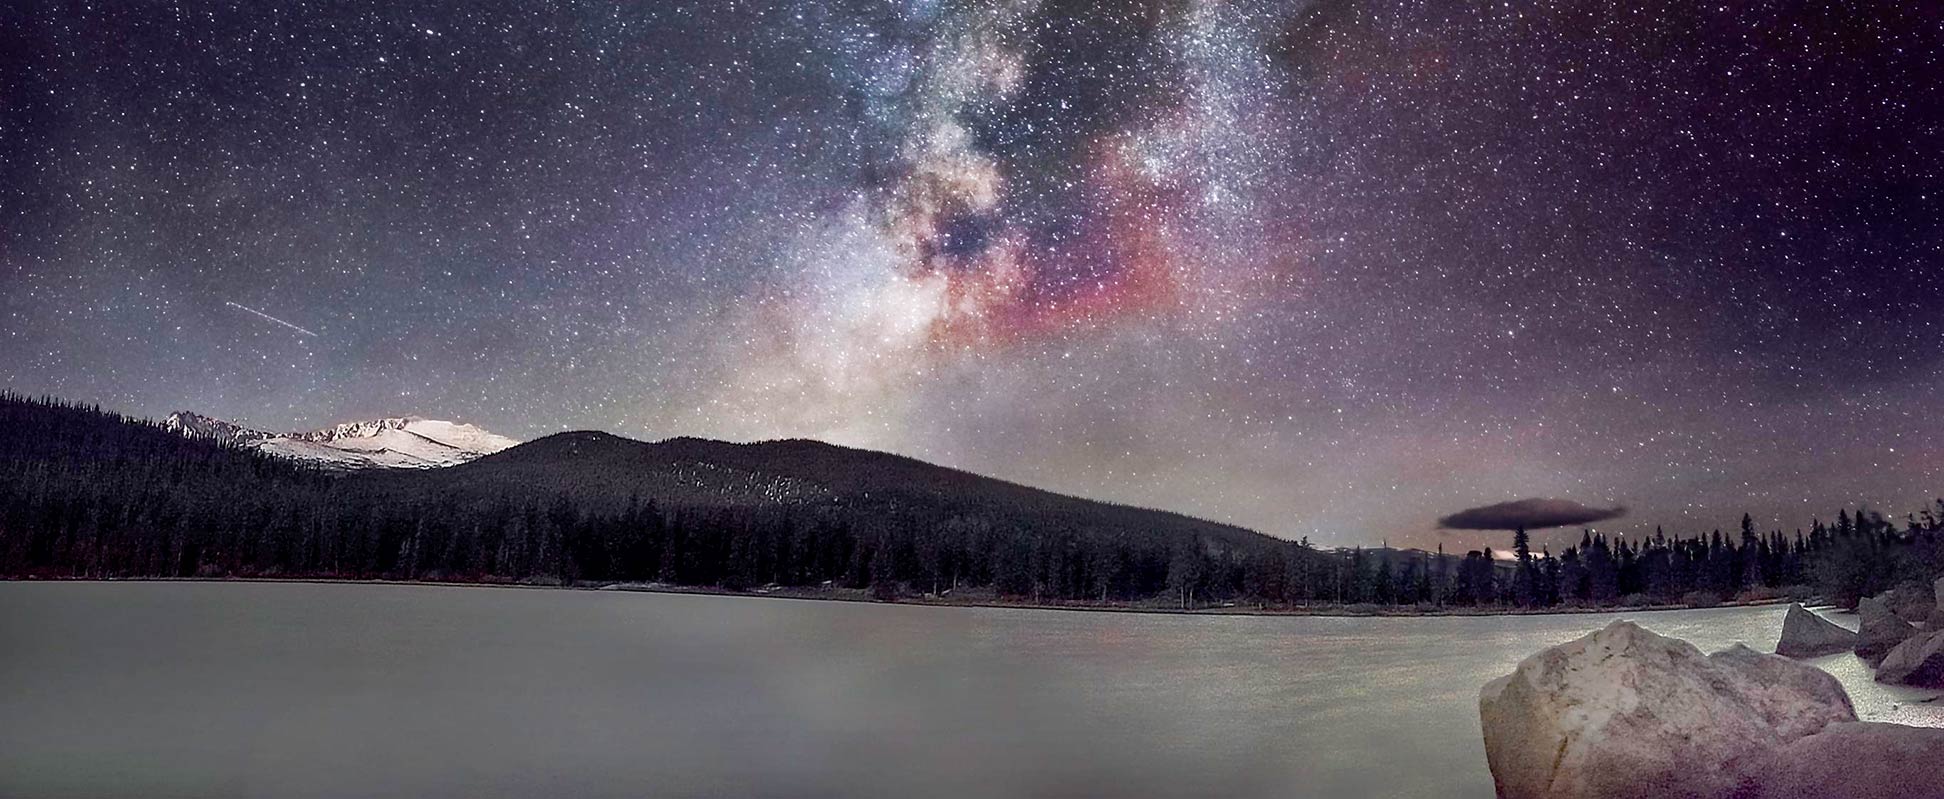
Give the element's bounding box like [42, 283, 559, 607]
[4, 1, 1939, 551]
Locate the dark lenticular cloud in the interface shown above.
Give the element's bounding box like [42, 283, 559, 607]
[1437, 499, 1627, 531]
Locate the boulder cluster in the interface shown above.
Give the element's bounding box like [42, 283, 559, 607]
[1481, 620, 1944, 799]
[1773, 575, 1944, 688]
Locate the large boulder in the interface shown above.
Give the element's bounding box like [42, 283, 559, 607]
[1755, 721, 1944, 799]
[1878, 629, 1944, 687]
[1885, 583, 1937, 625]
[1857, 595, 1919, 664]
[1774, 603, 1857, 658]
[1479, 621, 1855, 799]
[1481, 620, 1944, 799]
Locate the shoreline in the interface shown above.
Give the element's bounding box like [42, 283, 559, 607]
[2, 575, 1807, 618]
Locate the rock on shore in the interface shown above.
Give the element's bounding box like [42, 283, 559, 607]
[1931, 576, 1944, 629]
[1857, 595, 1919, 665]
[1773, 603, 1856, 658]
[1479, 621, 1852, 799]
[1480, 619, 1944, 799]
[1877, 630, 1944, 687]
[1757, 721, 1944, 799]
[1885, 583, 1939, 625]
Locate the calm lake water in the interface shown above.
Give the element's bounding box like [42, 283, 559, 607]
[2, 582, 1939, 798]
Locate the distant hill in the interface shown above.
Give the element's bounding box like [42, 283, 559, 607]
[377, 431, 1272, 552]
[0, 393, 1298, 604]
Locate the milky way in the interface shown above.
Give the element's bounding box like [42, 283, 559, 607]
[3, 0, 1939, 551]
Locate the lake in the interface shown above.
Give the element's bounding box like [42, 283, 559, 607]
[2, 582, 1939, 798]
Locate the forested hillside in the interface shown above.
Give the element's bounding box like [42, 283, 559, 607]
[2, 393, 1939, 610]
[0, 393, 1289, 602]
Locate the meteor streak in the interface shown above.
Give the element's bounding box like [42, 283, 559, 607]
[225, 301, 319, 338]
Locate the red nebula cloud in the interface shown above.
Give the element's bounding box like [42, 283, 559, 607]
[893, 130, 1207, 352]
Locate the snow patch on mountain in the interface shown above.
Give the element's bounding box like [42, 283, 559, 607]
[162, 411, 518, 469]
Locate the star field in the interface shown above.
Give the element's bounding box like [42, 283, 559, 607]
[2, 0, 1939, 551]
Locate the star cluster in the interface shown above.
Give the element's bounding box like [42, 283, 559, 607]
[2, 0, 1939, 551]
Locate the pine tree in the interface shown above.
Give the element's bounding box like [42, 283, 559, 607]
[869, 533, 898, 601]
[1166, 535, 1205, 610]
[1513, 526, 1537, 607]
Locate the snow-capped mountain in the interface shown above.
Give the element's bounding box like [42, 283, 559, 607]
[162, 411, 519, 470]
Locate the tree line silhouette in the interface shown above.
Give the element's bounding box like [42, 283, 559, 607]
[2, 393, 1938, 610]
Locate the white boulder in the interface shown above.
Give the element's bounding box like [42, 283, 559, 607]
[1773, 603, 1856, 658]
[1479, 620, 1854, 799]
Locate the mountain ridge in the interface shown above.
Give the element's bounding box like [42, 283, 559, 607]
[151, 412, 1267, 551]
[370, 428, 1275, 553]
[3, 393, 1297, 602]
